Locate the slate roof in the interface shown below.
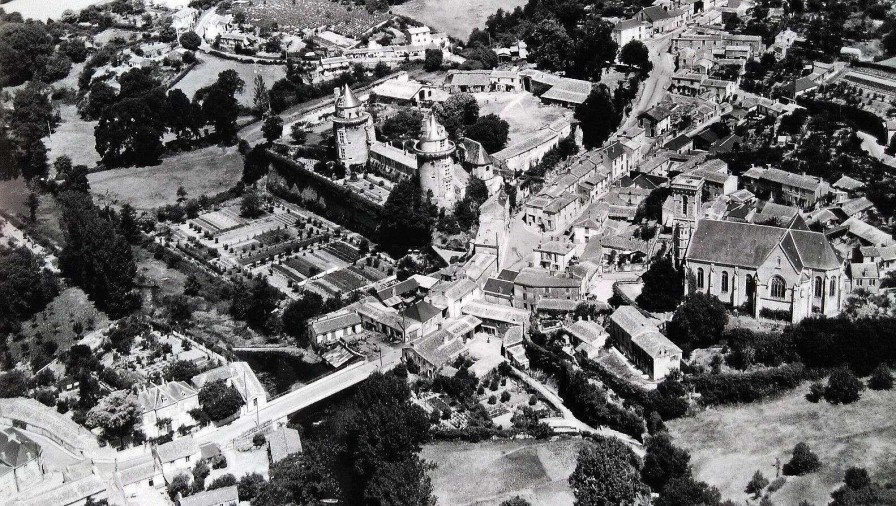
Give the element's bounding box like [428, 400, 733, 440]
[484, 277, 514, 297]
[687, 219, 840, 270]
[565, 320, 607, 346]
[266, 427, 302, 463]
[137, 381, 196, 412]
[503, 326, 524, 347]
[156, 435, 198, 464]
[401, 300, 443, 323]
[0, 429, 40, 468]
[408, 330, 466, 367]
[840, 196, 874, 217]
[536, 298, 579, 312]
[850, 262, 879, 280]
[614, 18, 649, 31]
[833, 175, 864, 191]
[446, 70, 492, 87]
[462, 300, 530, 325]
[663, 134, 692, 151]
[514, 268, 581, 288]
[632, 331, 682, 358]
[536, 240, 576, 255]
[309, 312, 361, 336]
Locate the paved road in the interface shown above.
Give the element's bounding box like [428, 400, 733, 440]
[196, 348, 402, 447]
[622, 29, 678, 133]
[858, 130, 896, 168]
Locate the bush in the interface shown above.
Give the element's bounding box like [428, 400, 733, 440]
[488, 395, 497, 404]
[500, 391, 511, 402]
[824, 368, 863, 404]
[767, 476, 785, 493]
[528, 394, 537, 406]
[782, 442, 821, 476]
[867, 363, 893, 390]
[692, 364, 806, 406]
[806, 382, 825, 403]
[252, 432, 267, 447]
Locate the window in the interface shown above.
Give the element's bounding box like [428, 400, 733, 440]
[814, 277, 823, 298]
[697, 268, 705, 289]
[770, 276, 786, 299]
[721, 271, 729, 292]
[871, 279, 877, 286]
[858, 279, 863, 286]
[830, 277, 837, 296]
[681, 195, 689, 215]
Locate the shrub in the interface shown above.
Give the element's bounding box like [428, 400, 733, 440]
[767, 477, 785, 493]
[692, 364, 806, 406]
[528, 394, 537, 406]
[500, 391, 511, 402]
[806, 382, 825, 403]
[488, 395, 497, 404]
[745, 470, 769, 499]
[252, 432, 266, 447]
[824, 368, 864, 404]
[868, 363, 893, 390]
[782, 442, 821, 476]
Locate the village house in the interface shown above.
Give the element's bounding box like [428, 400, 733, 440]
[612, 19, 651, 47]
[564, 320, 608, 360]
[307, 311, 363, 349]
[427, 278, 480, 318]
[191, 362, 268, 418]
[402, 329, 467, 377]
[608, 306, 682, 380]
[638, 105, 673, 137]
[265, 427, 303, 464]
[461, 300, 530, 335]
[502, 326, 529, 369]
[154, 436, 200, 481]
[512, 267, 582, 310]
[179, 485, 239, 506]
[741, 166, 830, 209]
[0, 428, 43, 495]
[116, 457, 164, 498]
[137, 382, 199, 439]
[534, 240, 577, 273]
[849, 262, 880, 294]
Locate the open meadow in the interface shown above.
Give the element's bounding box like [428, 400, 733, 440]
[46, 104, 101, 169]
[88, 144, 243, 210]
[422, 438, 584, 506]
[668, 383, 896, 505]
[392, 0, 527, 39]
[173, 54, 286, 107]
[244, 0, 389, 37]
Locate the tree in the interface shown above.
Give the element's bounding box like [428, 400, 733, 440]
[465, 114, 510, 153]
[229, 277, 282, 333]
[782, 442, 821, 476]
[262, 115, 284, 144]
[166, 89, 200, 141]
[238, 473, 265, 501]
[576, 86, 619, 149]
[525, 17, 573, 72]
[179, 31, 201, 50]
[118, 203, 139, 243]
[26, 192, 38, 222]
[636, 258, 683, 312]
[85, 390, 139, 438]
[168, 473, 192, 501]
[373, 61, 391, 77]
[282, 291, 325, 344]
[0, 21, 54, 87]
[84, 81, 118, 121]
[95, 95, 165, 167]
[433, 93, 479, 139]
[656, 476, 721, 506]
[165, 360, 200, 382]
[619, 40, 652, 76]
[423, 48, 443, 71]
[0, 370, 29, 398]
[198, 379, 244, 421]
[380, 108, 423, 141]
[253, 75, 270, 115]
[868, 363, 893, 390]
[641, 433, 690, 492]
[198, 70, 245, 142]
[824, 368, 863, 404]
[240, 189, 264, 218]
[38, 52, 73, 83]
[58, 192, 138, 318]
[745, 470, 769, 499]
[378, 176, 433, 257]
[569, 437, 643, 505]
[668, 292, 728, 354]
[571, 16, 618, 81]
[290, 124, 307, 145]
[829, 467, 896, 506]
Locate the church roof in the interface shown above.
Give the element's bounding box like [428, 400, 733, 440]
[686, 219, 840, 270]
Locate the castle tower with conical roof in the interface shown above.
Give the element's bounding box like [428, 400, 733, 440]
[415, 113, 457, 209]
[332, 84, 371, 167]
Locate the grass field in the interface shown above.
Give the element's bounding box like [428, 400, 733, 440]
[245, 0, 389, 37]
[173, 54, 287, 107]
[392, 0, 527, 39]
[0, 0, 113, 21]
[421, 438, 583, 506]
[668, 383, 896, 505]
[46, 105, 101, 169]
[88, 144, 243, 210]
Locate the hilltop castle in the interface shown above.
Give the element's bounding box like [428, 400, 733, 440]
[333, 85, 485, 210]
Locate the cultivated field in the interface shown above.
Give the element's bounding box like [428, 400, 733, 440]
[244, 0, 389, 37]
[88, 144, 243, 210]
[392, 0, 527, 39]
[668, 383, 896, 505]
[173, 54, 286, 107]
[422, 438, 584, 506]
[0, 0, 113, 21]
[475, 92, 573, 147]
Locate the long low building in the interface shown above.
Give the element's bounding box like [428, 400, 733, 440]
[608, 306, 681, 380]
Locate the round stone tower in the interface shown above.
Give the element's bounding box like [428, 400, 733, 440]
[332, 84, 370, 168]
[415, 113, 457, 210]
